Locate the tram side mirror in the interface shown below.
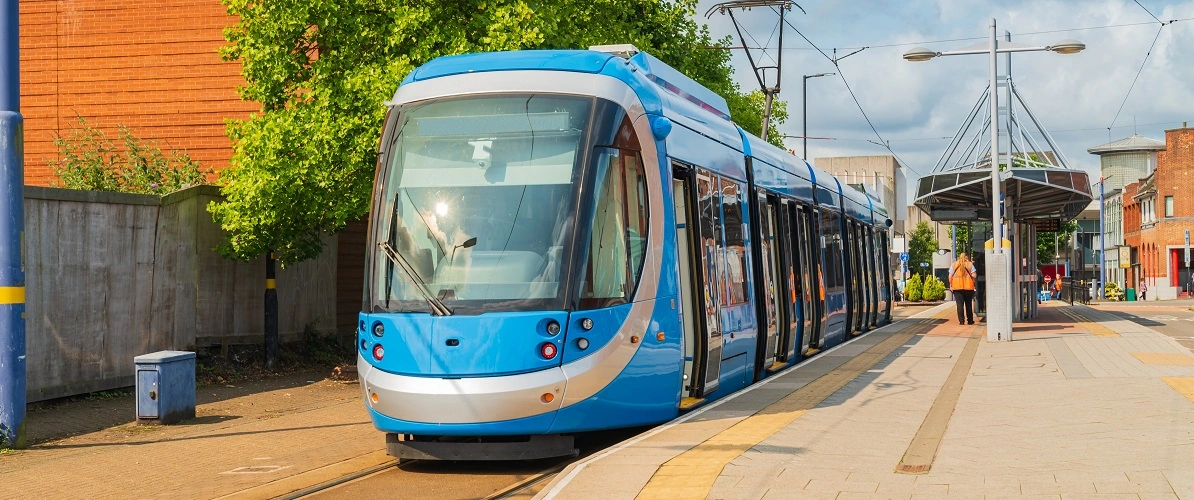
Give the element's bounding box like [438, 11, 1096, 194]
[450, 237, 479, 263]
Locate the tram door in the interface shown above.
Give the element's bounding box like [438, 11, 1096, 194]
[776, 199, 801, 362]
[794, 203, 824, 353]
[673, 166, 722, 400]
[756, 192, 783, 369]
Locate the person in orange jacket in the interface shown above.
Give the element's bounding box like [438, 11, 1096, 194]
[949, 253, 977, 325]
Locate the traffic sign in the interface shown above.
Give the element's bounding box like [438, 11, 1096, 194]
[1044, 275, 1052, 283]
[900, 252, 909, 263]
[1186, 230, 1190, 267]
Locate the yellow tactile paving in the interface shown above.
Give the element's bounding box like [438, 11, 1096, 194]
[636, 311, 949, 500]
[896, 329, 982, 474]
[1161, 377, 1194, 403]
[1132, 352, 1194, 366]
[1056, 307, 1120, 337]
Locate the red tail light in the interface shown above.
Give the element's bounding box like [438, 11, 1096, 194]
[372, 344, 385, 361]
[540, 342, 557, 359]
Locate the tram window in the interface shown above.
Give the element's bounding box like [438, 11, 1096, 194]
[821, 211, 843, 289]
[697, 173, 725, 314]
[577, 147, 648, 309]
[721, 180, 749, 305]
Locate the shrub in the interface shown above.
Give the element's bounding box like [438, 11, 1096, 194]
[923, 275, 947, 301]
[1105, 281, 1123, 301]
[51, 116, 210, 195]
[906, 274, 924, 302]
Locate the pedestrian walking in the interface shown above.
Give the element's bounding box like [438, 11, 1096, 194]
[949, 252, 977, 325]
[1139, 278, 1147, 301]
[1053, 274, 1063, 299]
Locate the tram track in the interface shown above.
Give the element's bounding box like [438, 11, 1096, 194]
[278, 428, 642, 500]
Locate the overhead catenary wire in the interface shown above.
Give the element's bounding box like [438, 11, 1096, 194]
[705, 16, 1193, 52]
[772, 10, 926, 178]
[1108, 26, 1165, 131]
[1106, 0, 1179, 131]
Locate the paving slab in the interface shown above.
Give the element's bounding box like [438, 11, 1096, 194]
[539, 302, 1194, 499]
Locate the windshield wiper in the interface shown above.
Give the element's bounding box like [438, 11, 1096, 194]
[378, 240, 452, 316]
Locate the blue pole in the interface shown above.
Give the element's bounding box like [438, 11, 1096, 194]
[0, 0, 26, 449]
[1099, 178, 1104, 301]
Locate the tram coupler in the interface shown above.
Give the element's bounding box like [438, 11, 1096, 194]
[386, 433, 579, 461]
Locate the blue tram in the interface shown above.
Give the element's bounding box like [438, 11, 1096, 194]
[357, 47, 894, 460]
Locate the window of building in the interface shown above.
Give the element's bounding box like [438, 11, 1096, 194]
[1165, 196, 1174, 217]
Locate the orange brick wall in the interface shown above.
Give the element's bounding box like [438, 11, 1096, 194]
[17, 0, 259, 186]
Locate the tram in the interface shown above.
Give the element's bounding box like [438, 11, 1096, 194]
[357, 46, 894, 460]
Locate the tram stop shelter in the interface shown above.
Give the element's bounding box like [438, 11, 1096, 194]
[911, 74, 1093, 323]
[914, 165, 1093, 321]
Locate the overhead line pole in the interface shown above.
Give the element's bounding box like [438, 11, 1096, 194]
[0, 0, 27, 449]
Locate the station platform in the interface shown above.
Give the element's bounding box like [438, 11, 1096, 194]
[538, 302, 1194, 499]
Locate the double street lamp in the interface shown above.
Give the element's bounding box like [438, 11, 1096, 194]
[803, 72, 834, 159]
[903, 19, 1083, 340]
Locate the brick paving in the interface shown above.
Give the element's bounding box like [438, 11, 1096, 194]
[0, 380, 385, 499]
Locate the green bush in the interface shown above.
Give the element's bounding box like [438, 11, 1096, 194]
[923, 275, 947, 301]
[51, 116, 210, 195]
[1105, 281, 1123, 301]
[906, 274, 924, 302]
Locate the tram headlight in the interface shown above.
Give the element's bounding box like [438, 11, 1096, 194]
[576, 338, 590, 351]
[540, 342, 558, 359]
[545, 320, 561, 336]
[372, 322, 385, 338]
[580, 318, 594, 331]
[372, 344, 385, 361]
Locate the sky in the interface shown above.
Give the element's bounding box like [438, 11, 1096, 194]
[694, 0, 1194, 204]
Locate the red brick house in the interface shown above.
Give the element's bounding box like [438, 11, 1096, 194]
[1121, 125, 1194, 299]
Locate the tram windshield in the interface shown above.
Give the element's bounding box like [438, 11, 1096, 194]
[371, 94, 597, 314]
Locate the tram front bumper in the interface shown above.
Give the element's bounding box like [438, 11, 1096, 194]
[358, 354, 567, 425]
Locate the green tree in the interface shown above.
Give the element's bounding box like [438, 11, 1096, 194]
[52, 116, 209, 195]
[905, 273, 923, 302]
[951, 223, 970, 256]
[908, 221, 938, 277]
[211, 0, 788, 263]
[1036, 220, 1079, 265]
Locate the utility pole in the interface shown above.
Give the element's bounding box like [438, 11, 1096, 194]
[0, 0, 27, 448]
[706, 0, 799, 141]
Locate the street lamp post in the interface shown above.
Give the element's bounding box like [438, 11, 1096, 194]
[803, 73, 834, 158]
[903, 19, 1083, 342]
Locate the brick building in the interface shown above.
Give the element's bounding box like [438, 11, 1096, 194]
[18, 0, 255, 185]
[1121, 125, 1194, 299]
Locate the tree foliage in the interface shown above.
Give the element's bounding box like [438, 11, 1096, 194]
[52, 116, 209, 195]
[951, 223, 970, 256]
[212, 0, 789, 263]
[1036, 220, 1079, 265]
[908, 221, 938, 277]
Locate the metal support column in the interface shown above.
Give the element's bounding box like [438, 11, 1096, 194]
[0, 0, 26, 449]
